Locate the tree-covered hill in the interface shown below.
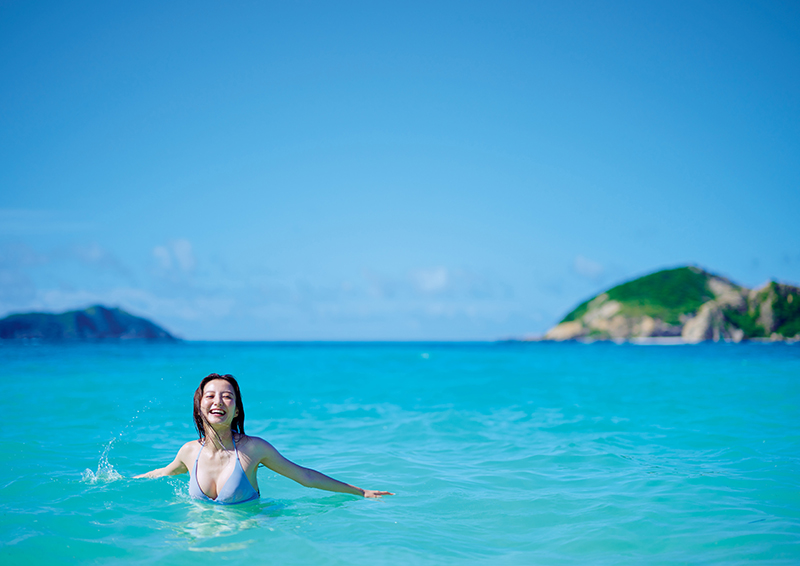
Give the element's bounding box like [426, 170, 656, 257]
[0, 305, 177, 342]
[544, 266, 799, 343]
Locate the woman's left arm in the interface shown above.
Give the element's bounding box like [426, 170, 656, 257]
[255, 439, 393, 498]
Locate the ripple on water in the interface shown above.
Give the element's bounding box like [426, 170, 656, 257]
[2, 342, 799, 564]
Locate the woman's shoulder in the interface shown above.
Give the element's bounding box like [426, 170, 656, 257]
[177, 439, 202, 457]
[234, 433, 269, 446]
[235, 434, 275, 455]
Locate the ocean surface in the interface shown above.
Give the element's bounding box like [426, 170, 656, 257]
[1, 341, 798, 565]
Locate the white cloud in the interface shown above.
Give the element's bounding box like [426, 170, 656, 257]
[19, 286, 234, 326]
[171, 239, 195, 272]
[412, 267, 449, 293]
[573, 255, 605, 280]
[0, 242, 528, 339]
[68, 243, 130, 276]
[153, 239, 196, 275]
[0, 242, 134, 315]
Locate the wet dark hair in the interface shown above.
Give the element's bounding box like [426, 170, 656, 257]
[193, 373, 245, 440]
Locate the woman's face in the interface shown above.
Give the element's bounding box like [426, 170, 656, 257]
[201, 379, 238, 427]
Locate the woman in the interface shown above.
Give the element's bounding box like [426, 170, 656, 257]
[135, 373, 393, 504]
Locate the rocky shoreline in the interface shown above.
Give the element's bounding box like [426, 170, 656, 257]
[536, 266, 800, 344]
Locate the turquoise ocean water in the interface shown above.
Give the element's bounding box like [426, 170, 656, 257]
[1, 341, 798, 564]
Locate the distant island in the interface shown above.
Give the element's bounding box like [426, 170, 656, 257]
[539, 266, 800, 343]
[0, 305, 178, 342]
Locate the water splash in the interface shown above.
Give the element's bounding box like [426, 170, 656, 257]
[83, 399, 158, 483]
[82, 439, 122, 483]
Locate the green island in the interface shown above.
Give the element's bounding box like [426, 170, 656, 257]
[0, 305, 177, 342]
[544, 266, 800, 343]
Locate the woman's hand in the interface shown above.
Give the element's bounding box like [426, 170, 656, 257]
[362, 489, 394, 498]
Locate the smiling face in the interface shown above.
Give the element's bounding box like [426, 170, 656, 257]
[201, 379, 238, 427]
[192, 373, 246, 439]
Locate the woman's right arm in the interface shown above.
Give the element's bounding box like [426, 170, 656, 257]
[134, 442, 193, 478]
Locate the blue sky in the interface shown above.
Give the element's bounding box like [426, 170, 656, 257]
[1, 1, 799, 340]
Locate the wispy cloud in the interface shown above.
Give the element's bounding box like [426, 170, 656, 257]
[0, 209, 97, 234]
[0, 268, 36, 306]
[412, 267, 449, 293]
[0, 241, 49, 262]
[360, 266, 511, 301]
[67, 243, 132, 277]
[573, 255, 605, 281]
[0, 241, 135, 315]
[153, 239, 196, 279]
[0, 241, 132, 278]
[0, 241, 528, 339]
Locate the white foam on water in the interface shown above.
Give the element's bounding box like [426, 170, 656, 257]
[188, 541, 255, 553]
